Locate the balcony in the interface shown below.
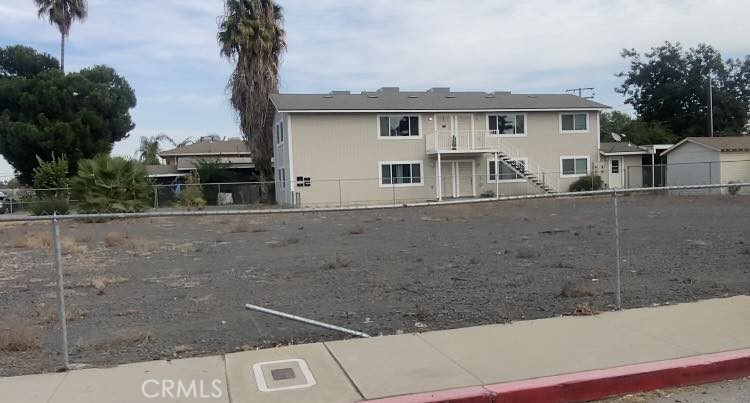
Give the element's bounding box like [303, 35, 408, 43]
[425, 130, 501, 154]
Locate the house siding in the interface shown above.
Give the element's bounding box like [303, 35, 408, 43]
[283, 111, 600, 206]
[719, 151, 750, 195]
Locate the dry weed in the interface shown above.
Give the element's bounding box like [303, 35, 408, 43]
[347, 226, 364, 235]
[572, 302, 600, 316]
[104, 231, 128, 247]
[229, 222, 249, 233]
[0, 317, 39, 352]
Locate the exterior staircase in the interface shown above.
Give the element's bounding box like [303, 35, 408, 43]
[498, 153, 556, 194]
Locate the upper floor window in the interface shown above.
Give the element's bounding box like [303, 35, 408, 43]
[560, 112, 588, 132]
[379, 115, 420, 137]
[276, 122, 284, 144]
[488, 114, 525, 135]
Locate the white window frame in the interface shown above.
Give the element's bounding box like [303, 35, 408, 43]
[279, 168, 286, 188]
[487, 158, 528, 183]
[559, 112, 589, 134]
[610, 159, 620, 174]
[486, 113, 528, 137]
[560, 156, 590, 178]
[377, 115, 422, 139]
[378, 160, 424, 187]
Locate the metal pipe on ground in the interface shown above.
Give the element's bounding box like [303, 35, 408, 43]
[244, 304, 371, 338]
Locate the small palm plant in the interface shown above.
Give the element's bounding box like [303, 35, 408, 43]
[71, 155, 152, 213]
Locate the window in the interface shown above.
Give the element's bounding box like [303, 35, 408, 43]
[611, 159, 620, 174]
[380, 162, 422, 186]
[276, 123, 284, 144]
[379, 116, 420, 137]
[488, 158, 527, 182]
[488, 114, 526, 135]
[279, 168, 286, 188]
[560, 113, 588, 132]
[561, 156, 589, 177]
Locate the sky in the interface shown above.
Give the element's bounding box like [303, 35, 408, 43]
[1, 0, 750, 179]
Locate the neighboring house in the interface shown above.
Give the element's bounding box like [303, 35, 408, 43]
[661, 137, 750, 194]
[597, 142, 648, 188]
[150, 138, 256, 182]
[270, 87, 609, 207]
[597, 142, 673, 189]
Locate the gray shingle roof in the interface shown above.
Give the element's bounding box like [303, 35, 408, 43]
[684, 136, 750, 152]
[599, 142, 648, 155]
[271, 87, 610, 112]
[159, 139, 251, 157]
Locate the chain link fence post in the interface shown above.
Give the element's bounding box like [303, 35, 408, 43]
[153, 186, 158, 209]
[338, 179, 342, 207]
[612, 189, 622, 310]
[51, 212, 70, 369]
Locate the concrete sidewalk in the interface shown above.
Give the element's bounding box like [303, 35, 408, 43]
[3, 296, 749, 402]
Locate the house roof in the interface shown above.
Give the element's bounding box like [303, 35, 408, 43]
[176, 157, 254, 171]
[271, 87, 610, 112]
[599, 142, 648, 156]
[145, 164, 186, 178]
[661, 136, 750, 156]
[159, 139, 251, 157]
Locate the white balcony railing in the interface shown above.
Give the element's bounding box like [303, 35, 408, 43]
[426, 130, 499, 153]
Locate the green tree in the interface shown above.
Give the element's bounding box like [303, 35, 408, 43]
[600, 111, 632, 142]
[0, 46, 136, 185]
[623, 120, 678, 145]
[34, 0, 88, 73]
[71, 155, 151, 213]
[617, 42, 750, 137]
[0, 45, 59, 78]
[32, 153, 69, 197]
[218, 0, 286, 200]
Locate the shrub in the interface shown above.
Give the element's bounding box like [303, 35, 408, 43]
[32, 153, 70, 198]
[196, 159, 239, 205]
[71, 155, 152, 213]
[480, 190, 496, 198]
[30, 197, 70, 215]
[176, 173, 206, 210]
[568, 175, 603, 192]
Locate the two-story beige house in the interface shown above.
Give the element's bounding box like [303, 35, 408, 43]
[271, 87, 609, 207]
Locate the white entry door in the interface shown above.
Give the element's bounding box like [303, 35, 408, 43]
[609, 158, 623, 188]
[439, 160, 475, 198]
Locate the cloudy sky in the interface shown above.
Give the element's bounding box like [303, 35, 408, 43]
[1, 0, 749, 178]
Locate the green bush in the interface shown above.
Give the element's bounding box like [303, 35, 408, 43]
[32, 153, 70, 198]
[30, 197, 70, 215]
[71, 155, 152, 213]
[569, 175, 604, 192]
[196, 159, 238, 205]
[175, 174, 206, 210]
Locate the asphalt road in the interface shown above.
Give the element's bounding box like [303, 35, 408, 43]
[603, 377, 750, 402]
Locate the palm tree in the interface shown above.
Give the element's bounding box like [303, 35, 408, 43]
[34, 0, 88, 72]
[137, 133, 173, 165]
[218, 0, 285, 200]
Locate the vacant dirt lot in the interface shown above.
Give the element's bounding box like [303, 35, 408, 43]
[1, 194, 748, 376]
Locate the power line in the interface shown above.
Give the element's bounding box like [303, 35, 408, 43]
[565, 87, 595, 99]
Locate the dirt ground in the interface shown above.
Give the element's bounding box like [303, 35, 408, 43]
[1, 194, 748, 377]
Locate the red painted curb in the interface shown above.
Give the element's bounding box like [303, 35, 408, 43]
[362, 349, 750, 403]
[363, 386, 492, 403]
[486, 348, 750, 403]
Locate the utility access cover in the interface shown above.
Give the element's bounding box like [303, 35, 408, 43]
[253, 359, 316, 392]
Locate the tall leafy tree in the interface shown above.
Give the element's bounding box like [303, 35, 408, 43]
[0, 45, 59, 78]
[34, 0, 88, 73]
[218, 0, 285, 199]
[0, 45, 136, 184]
[617, 42, 750, 137]
[600, 111, 632, 142]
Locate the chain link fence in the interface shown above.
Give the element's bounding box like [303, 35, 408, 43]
[1, 182, 748, 377]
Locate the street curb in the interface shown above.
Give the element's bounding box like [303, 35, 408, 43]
[363, 349, 750, 403]
[363, 386, 492, 403]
